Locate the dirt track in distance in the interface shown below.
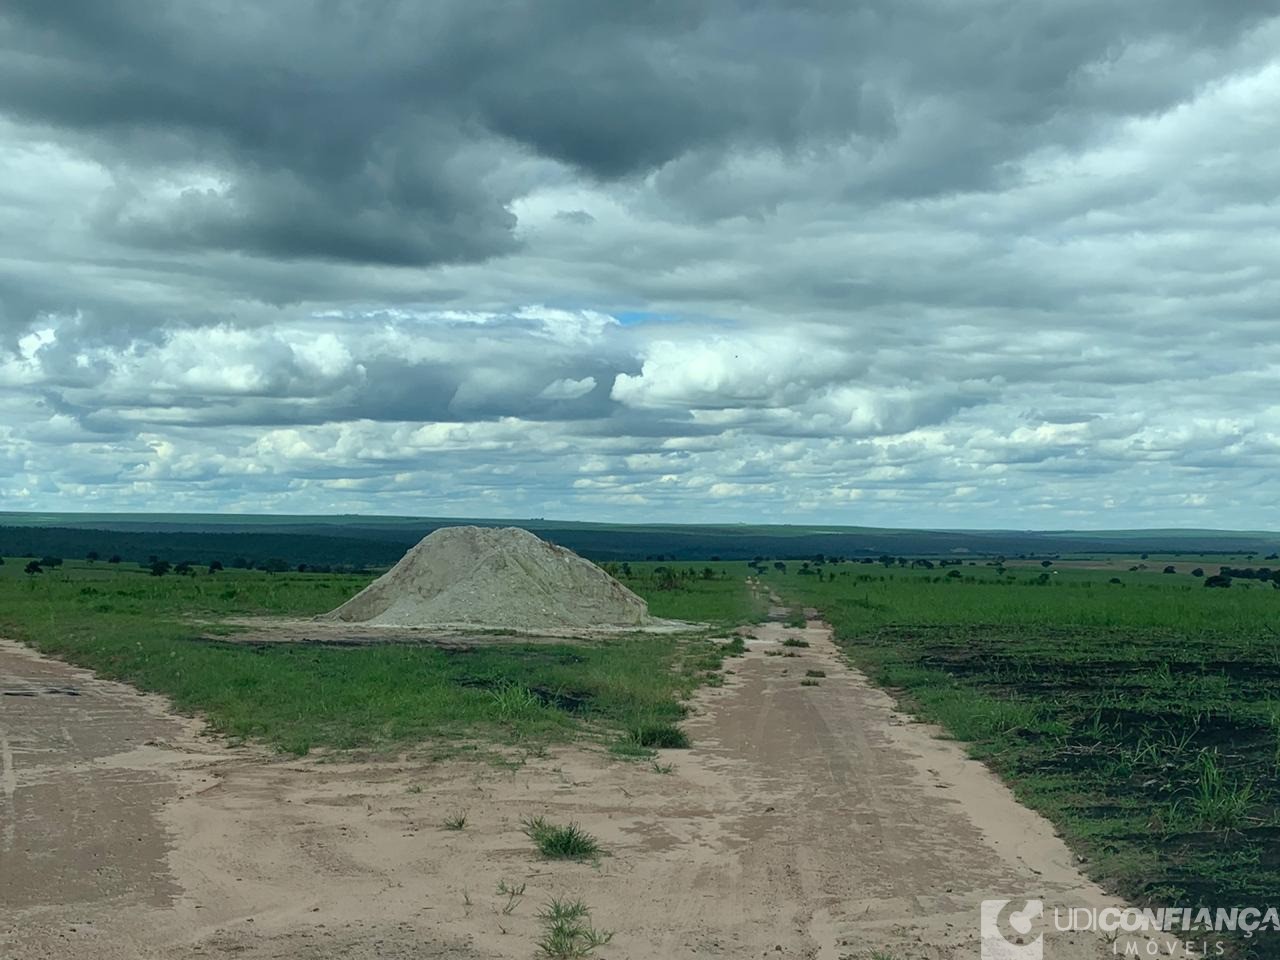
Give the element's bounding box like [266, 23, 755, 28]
[2, 611, 1140, 959]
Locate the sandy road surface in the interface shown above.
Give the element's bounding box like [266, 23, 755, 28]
[2, 616, 1135, 959]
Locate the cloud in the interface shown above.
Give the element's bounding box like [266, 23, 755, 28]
[1, 3, 1278, 526]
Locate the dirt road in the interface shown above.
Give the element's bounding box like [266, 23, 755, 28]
[2, 616, 1132, 959]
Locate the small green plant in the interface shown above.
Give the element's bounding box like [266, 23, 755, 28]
[800, 678, 820, 686]
[626, 720, 690, 749]
[537, 898, 614, 958]
[782, 637, 809, 648]
[721, 636, 747, 656]
[1169, 750, 1256, 831]
[784, 609, 807, 628]
[522, 815, 602, 860]
[805, 669, 826, 678]
[443, 810, 469, 831]
[496, 878, 526, 914]
[650, 760, 675, 774]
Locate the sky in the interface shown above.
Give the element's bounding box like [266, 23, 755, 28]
[1, 1, 1278, 529]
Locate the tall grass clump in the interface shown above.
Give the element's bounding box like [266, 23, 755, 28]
[521, 816, 602, 860]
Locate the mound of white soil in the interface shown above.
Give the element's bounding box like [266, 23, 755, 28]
[324, 526, 650, 630]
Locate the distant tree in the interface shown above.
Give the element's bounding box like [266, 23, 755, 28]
[86, 551, 99, 563]
[297, 563, 309, 573]
[1163, 565, 1177, 574]
[208, 559, 223, 573]
[108, 554, 121, 564]
[774, 561, 787, 574]
[39, 556, 63, 568]
[946, 569, 962, 579]
[1191, 568, 1204, 577]
[1040, 560, 1052, 568]
[24, 560, 42, 575]
[1204, 574, 1232, 588]
[1109, 577, 1123, 585]
[174, 561, 193, 575]
[1140, 553, 1149, 560]
[149, 560, 171, 577]
[701, 567, 715, 580]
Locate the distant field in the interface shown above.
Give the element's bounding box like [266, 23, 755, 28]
[3, 511, 1277, 566]
[771, 558, 1279, 955]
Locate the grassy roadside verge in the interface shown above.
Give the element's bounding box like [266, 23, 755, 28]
[773, 564, 1279, 959]
[0, 560, 753, 757]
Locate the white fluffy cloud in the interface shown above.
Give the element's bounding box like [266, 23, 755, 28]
[1, 4, 1278, 526]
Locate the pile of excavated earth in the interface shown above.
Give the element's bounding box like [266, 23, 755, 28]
[323, 525, 651, 630]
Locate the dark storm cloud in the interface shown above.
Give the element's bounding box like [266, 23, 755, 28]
[2, 0, 1271, 270]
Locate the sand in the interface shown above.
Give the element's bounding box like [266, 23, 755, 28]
[324, 526, 650, 630]
[0, 609, 1164, 959]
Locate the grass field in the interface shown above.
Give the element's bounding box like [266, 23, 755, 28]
[5, 549, 1277, 952]
[0, 558, 756, 757]
[771, 559, 1279, 954]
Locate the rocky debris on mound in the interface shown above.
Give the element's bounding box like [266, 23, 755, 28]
[323, 525, 649, 629]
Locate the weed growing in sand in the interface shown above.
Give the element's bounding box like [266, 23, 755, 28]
[784, 609, 807, 628]
[522, 816, 602, 860]
[496, 878, 526, 914]
[537, 898, 613, 958]
[625, 719, 690, 749]
[608, 739, 654, 759]
[651, 760, 675, 774]
[805, 669, 826, 678]
[721, 636, 747, 656]
[782, 637, 809, 648]
[442, 810, 469, 831]
[800, 678, 820, 687]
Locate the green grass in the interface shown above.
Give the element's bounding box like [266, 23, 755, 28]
[774, 560, 1280, 959]
[624, 719, 690, 749]
[536, 898, 613, 958]
[617, 563, 767, 625]
[0, 560, 756, 756]
[521, 816, 602, 861]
